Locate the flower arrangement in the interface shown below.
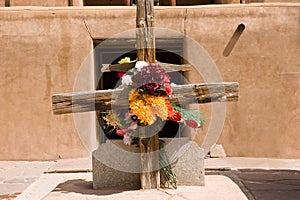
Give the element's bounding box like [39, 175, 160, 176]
[103, 58, 204, 145]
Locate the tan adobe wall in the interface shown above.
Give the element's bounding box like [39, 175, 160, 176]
[10, 0, 69, 6]
[4, 1, 300, 7]
[73, 0, 83, 6]
[0, 0, 5, 7]
[0, 4, 299, 160]
[183, 4, 300, 158]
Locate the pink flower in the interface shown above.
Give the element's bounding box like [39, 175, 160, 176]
[124, 112, 133, 121]
[128, 122, 138, 130]
[116, 128, 129, 137]
[185, 119, 201, 128]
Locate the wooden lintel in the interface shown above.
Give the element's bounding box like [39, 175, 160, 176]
[52, 82, 239, 115]
[101, 62, 191, 73]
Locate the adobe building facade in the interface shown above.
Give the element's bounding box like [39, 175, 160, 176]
[0, 1, 299, 160]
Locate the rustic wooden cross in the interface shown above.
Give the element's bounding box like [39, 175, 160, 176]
[52, 0, 238, 189]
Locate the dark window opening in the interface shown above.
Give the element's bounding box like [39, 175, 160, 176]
[84, 0, 130, 6]
[94, 38, 185, 143]
[160, 0, 213, 6]
[5, 0, 10, 7]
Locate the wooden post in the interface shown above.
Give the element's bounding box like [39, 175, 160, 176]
[136, 0, 156, 63]
[139, 128, 160, 189]
[124, 0, 131, 6]
[136, 0, 160, 189]
[170, 0, 176, 6]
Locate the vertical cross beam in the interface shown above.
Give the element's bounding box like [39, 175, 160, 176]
[136, 0, 160, 189]
[136, 0, 156, 63]
[170, 0, 176, 6]
[124, 0, 131, 6]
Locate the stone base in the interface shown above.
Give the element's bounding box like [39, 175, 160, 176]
[92, 138, 205, 189]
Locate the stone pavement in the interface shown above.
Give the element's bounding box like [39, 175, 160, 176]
[206, 169, 300, 200]
[0, 161, 54, 199]
[0, 157, 299, 200]
[205, 158, 300, 200]
[0, 157, 91, 199]
[17, 173, 247, 200]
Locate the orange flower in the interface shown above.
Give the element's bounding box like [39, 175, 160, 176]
[129, 90, 168, 125]
[164, 99, 182, 122]
[168, 111, 182, 122]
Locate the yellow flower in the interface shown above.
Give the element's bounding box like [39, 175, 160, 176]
[118, 57, 131, 64]
[102, 111, 121, 129]
[129, 90, 168, 125]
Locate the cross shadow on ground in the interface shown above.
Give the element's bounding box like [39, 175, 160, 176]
[53, 179, 140, 196]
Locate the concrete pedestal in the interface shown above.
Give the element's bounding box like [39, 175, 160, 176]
[92, 138, 205, 189]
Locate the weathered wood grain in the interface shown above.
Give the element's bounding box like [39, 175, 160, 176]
[101, 62, 191, 73]
[52, 82, 239, 115]
[136, 0, 160, 189]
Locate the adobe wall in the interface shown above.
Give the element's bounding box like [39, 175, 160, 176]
[1, 1, 300, 7]
[9, 0, 69, 6]
[0, 4, 299, 160]
[184, 4, 300, 158]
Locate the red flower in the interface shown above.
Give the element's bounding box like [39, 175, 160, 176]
[165, 83, 172, 95]
[168, 111, 182, 122]
[143, 83, 160, 94]
[118, 72, 126, 78]
[185, 119, 201, 128]
[165, 99, 181, 122]
[132, 64, 170, 94]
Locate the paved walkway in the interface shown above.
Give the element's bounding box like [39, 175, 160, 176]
[0, 157, 299, 200]
[17, 173, 248, 200]
[0, 161, 54, 199]
[206, 169, 300, 200]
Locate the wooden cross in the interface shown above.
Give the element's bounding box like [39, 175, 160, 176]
[52, 0, 238, 189]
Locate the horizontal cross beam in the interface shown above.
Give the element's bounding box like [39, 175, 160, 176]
[101, 62, 191, 73]
[52, 82, 239, 115]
